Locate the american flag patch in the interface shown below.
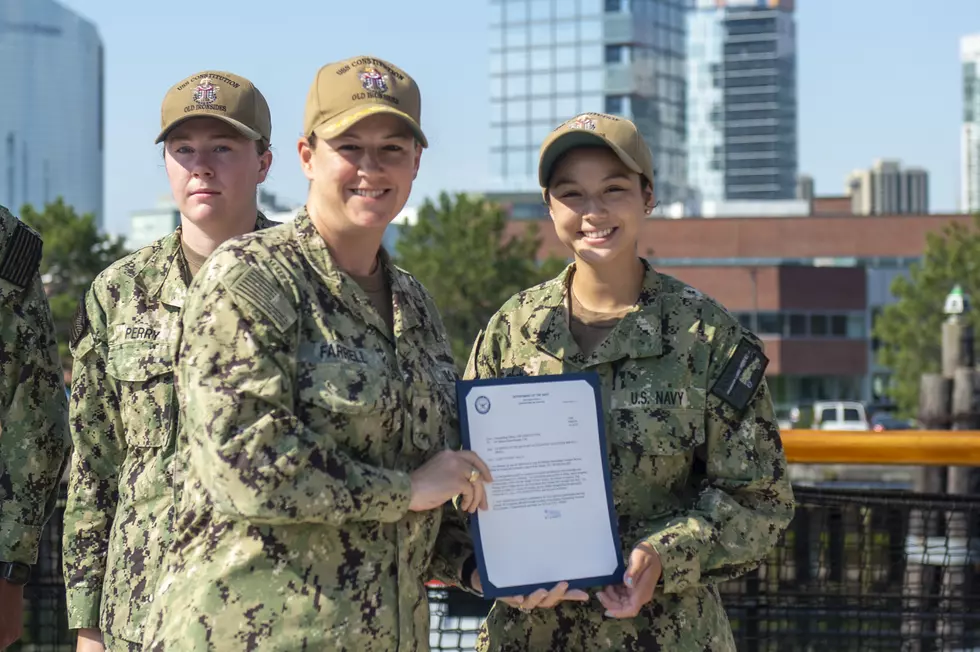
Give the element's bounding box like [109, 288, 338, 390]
[225, 267, 297, 332]
[70, 295, 90, 349]
[0, 221, 42, 289]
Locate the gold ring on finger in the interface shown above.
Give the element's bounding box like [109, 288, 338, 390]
[468, 467, 481, 483]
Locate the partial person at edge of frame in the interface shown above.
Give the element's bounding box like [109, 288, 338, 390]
[62, 70, 279, 652]
[143, 55, 492, 651]
[0, 204, 70, 651]
[459, 111, 796, 652]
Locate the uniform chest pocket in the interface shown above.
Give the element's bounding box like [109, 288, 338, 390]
[304, 361, 389, 414]
[407, 380, 456, 454]
[609, 406, 706, 491]
[611, 407, 705, 455]
[106, 342, 175, 448]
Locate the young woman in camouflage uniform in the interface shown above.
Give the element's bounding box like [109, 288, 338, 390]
[461, 112, 796, 651]
[144, 55, 490, 651]
[63, 70, 279, 652]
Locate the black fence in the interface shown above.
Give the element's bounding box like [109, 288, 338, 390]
[13, 486, 980, 652]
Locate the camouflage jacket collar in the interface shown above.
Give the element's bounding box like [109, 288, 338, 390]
[254, 210, 278, 230]
[381, 248, 424, 334]
[136, 230, 186, 309]
[520, 258, 665, 368]
[293, 206, 422, 337]
[139, 211, 277, 308]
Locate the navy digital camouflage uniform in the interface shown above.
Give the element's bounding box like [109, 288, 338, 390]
[0, 205, 69, 569]
[62, 213, 276, 650]
[144, 207, 471, 651]
[464, 261, 796, 652]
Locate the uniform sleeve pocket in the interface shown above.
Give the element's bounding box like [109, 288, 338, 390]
[106, 343, 175, 448]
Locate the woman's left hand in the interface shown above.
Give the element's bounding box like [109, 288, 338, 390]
[596, 543, 662, 619]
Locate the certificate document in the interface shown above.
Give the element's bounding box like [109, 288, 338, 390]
[456, 372, 624, 599]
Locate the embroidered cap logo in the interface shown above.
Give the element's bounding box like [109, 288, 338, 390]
[192, 77, 218, 105]
[568, 115, 597, 131]
[359, 67, 389, 93]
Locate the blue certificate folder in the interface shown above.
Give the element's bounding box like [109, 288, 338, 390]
[455, 372, 625, 599]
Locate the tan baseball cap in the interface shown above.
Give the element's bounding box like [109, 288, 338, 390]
[538, 112, 654, 188]
[155, 70, 271, 144]
[303, 56, 427, 147]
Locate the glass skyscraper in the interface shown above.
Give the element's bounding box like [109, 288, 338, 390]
[489, 0, 689, 207]
[0, 0, 104, 226]
[687, 0, 797, 203]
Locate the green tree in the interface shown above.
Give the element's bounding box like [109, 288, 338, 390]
[19, 198, 130, 367]
[874, 213, 980, 417]
[394, 192, 567, 366]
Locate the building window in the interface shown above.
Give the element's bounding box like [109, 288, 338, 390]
[870, 306, 882, 351]
[847, 314, 865, 339]
[605, 95, 625, 115]
[530, 0, 551, 22]
[736, 313, 753, 330]
[556, 45, 577, 68]
[605, 0, 624, 12]
[605, 45, 630, 64]
[555, 24, 577, 46]
[810, 314, 828, 336]
[757, 312, 784, 336]
[830, 314, 848, 337]
[788, 313, 807, 336]
[511, 202, 548, 220]
[556, 71, 577, 93]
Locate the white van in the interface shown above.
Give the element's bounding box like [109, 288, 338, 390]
[812, 401, 869, 431]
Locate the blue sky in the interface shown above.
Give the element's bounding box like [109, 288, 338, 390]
[62, 0, 979, 237]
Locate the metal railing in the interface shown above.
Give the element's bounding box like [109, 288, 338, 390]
[425, 485, 980, 652]
[780, 429, 980, 466]
[11, 431, 980, 652]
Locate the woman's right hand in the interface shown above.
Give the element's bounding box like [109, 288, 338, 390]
[408, 450, 493, 513]
[75, 628, 104, 652]
[498, 582, 590, 612]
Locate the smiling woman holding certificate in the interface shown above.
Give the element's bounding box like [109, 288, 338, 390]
[460, 112, 796, 651]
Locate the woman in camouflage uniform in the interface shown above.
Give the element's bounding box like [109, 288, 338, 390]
[63, 70, 279, 652]
[144, 56, 490, 651]
[460, 112, 796, 651]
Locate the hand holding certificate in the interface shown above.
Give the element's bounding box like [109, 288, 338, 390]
[456, 372, 625, 599]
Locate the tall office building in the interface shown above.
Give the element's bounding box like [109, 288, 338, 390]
[846, 160, 929, 215]
[0, 0, 104, 226]
[489, 0, 689, 207]
[687, 0, 797, 202]
[963, 33, 980, 214]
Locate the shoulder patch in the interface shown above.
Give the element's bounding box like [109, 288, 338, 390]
[0, 221, 42, 289]
[224, 267, 297, 332]
[710, 336, 769, 412]
[70, 295, 90, 349]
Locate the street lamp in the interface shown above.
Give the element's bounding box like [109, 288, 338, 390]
[944, 284, 969, 320]
[943, 284, 973, 367]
